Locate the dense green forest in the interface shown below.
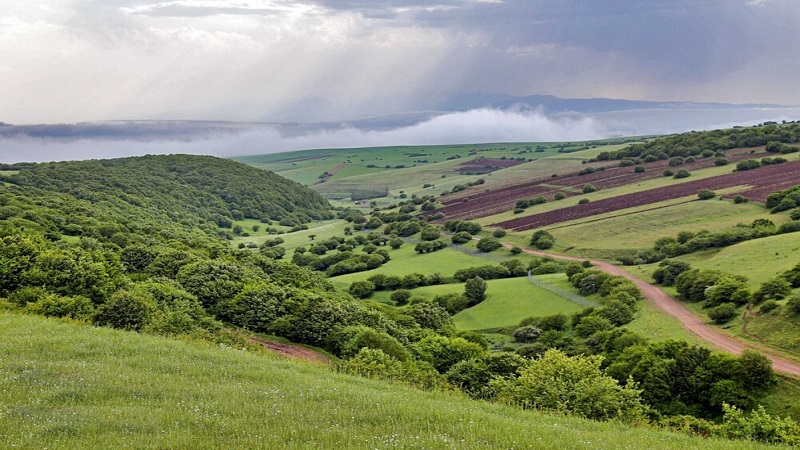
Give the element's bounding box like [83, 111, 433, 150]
[0, 155, 332, 247]
[1, 153, 798, 446]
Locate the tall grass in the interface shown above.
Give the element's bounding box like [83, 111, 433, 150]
[0, 313, 771, 449]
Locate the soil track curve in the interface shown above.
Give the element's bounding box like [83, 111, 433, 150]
[508, 243, 800, 377]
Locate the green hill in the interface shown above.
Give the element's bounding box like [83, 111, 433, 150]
[0, 154, 333, 246]
[0, 313, 770, 450]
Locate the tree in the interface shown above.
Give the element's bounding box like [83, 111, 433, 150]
[735, 351, 776, 392]
[464, 276, 487, 305]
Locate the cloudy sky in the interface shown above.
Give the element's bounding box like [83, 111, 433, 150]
[2, 0, 799, 124]
[1, 0, 799, 162]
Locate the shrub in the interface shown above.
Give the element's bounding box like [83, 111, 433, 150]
[733, 195, 749, 204]
[736, 159, 761, 171]
[27, 294, 94, 320]
[714, 158, 729, 166]
[759, 300, 779, 314]
[450, 231, 472, 244]
[554, 192, 566, 200]
[697, 189, 716, 200]
[582, 184, 597, 194]
[390, 289, 412, 305]
[513, 325, 543, 343]
[634, 165, 645, 173]
[93, 289, 156, 331]
[530, 230, 555, 249]
[707, 303, 736, 324]
[673, 169, 691, 179]
[476, 237, 502, 253]
[492, 229, 507, 238]
[663, 169, 675, 177]
[349, 280, 376, 299]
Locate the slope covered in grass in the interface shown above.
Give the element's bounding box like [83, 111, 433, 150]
[0, 314, 772, 450]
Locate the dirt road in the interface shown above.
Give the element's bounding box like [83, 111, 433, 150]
[508, 243, 800, 377]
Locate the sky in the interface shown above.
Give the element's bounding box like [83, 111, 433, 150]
[1, 0, 800, 162]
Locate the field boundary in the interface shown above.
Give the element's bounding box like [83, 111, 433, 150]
[526, 272, 599, 308]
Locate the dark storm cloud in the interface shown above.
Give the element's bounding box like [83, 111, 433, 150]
[310, 0, 800, 87]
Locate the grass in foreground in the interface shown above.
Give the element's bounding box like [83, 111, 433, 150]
[0, 314, 772, 449]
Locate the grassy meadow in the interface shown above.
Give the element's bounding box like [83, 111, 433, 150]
[1, 313, 774, 450]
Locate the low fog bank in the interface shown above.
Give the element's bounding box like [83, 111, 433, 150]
[1, 107, 799, 164]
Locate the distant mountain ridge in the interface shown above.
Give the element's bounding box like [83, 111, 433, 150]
[437, 92, 798, 114]
[1, 94, 796, 142]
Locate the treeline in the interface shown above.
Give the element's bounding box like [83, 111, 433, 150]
[621, 185, 800, 265]
[599, 123, 800, 161]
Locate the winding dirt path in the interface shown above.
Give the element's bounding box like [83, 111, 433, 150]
[506, 243, 800, 377]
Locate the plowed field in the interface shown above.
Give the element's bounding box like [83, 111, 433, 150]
[492, 160, 800, 231]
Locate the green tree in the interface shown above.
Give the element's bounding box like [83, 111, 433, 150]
[464, 276, 488, 305]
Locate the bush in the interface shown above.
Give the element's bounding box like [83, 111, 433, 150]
[714, 158, 729, 166]
[634, 165, 645, 173]
[673, 169, 691, 179]
[476, 237, 502, 253]
[492, 229, 507, 238]
[582, 184, 597, 194]
[578, 198, 590, 205]
[707, 303, 736, 324]
[697, 189, 716, 200]
[93, 290, 156, 331]
[530, 230, 555, 249]
[554, 192, 566, 200]
[736, 159, 761, 171]
[451, 231, 472, 244]
[27, 293, 94, 320]
[663, 169, 675, 177]
[349, 280, 376, 299]
[733, 195, 749, 204]
[513, 325, 543, 343]
[390, 289, 412, 305]
[759, 300, 779, 314]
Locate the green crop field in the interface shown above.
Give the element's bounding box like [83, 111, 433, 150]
[0, 314, 766, 450]
[548, 198, 787, 253]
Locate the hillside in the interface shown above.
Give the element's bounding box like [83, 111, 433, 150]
[0, 154, 333, 246]
[0, 313, 773, 450]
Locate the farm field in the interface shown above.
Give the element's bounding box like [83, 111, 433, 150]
[433, 147, 776, 222]
[1, 314, 766, 450]
[494, 160, 800, 231]
[546, 196, 787, 253]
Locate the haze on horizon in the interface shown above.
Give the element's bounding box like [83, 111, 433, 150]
[1, 0, 800, 162]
